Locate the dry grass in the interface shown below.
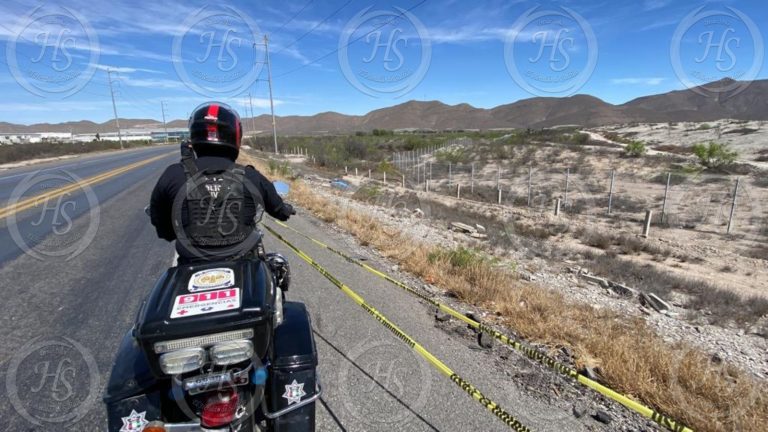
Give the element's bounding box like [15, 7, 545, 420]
[241, 153, 768, 432]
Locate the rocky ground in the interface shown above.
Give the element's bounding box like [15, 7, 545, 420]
[304, 175, 768, 384]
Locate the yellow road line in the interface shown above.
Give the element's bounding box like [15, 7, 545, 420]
[0, 153, 168, 220]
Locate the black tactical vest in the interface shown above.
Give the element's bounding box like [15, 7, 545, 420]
[181, 158, 252, 248]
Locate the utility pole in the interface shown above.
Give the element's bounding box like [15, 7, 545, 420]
[263, 35, 278, 154]
[107, 69, 123, 150]
[160, 101, 169, 145]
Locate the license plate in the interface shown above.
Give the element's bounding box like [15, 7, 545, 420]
[183, 370, 249, 395]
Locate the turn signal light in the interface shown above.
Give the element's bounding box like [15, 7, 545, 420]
[143, 421, 166, 432]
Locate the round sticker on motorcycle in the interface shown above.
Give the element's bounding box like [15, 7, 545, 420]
[188, 268, 235, 292]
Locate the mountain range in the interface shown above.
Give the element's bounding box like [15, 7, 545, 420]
[3, 78, 767, 135]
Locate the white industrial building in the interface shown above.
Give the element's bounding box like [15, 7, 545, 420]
[1, 128, 188, 144]
[0, 132, 73, 144]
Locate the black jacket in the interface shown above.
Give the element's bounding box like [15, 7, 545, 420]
[150, 156, 286, 245]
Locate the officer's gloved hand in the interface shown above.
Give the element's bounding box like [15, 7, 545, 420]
[276, 203, 296, 221]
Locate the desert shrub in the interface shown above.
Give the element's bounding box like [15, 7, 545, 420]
[510, 221, 568, 240]
[435, 147, 469, 164]
[692, 141, 738, 169]
[624, 141, 647, 157]
[428, 246, 486, 268]
[650, 172, 688, 186]
[267, 159, 291, 177]
[577, 228, 614, 249]
[351, 184, 381, 202]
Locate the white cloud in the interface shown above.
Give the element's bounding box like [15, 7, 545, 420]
[94, 64, 161, 74]
[643, 0, 672, 11]
[113, 76, 186, 89]
[611, 77, 667, 85]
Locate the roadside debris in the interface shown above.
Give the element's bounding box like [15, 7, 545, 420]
[450, 221, 488, 239]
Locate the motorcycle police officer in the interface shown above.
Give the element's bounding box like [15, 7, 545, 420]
[150, 102, 295, 264]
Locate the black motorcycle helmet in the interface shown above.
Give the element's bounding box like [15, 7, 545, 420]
[188, 102, 242, 159]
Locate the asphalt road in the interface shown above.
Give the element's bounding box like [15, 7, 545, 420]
[0, 148, 616, 431]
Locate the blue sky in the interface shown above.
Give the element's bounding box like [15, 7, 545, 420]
[0, 0, 766, 125]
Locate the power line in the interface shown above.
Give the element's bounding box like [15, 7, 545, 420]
[272, 0, 314, 35]
[274, 0, 428, 78]
[274, 0, 354, 55]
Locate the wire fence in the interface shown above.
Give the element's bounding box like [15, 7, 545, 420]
[359, 157, 767, 240]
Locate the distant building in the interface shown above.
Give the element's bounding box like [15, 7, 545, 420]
[0, 132, 73, 144]
[3, 127, 190, 145]
[151, 128, 189, 143]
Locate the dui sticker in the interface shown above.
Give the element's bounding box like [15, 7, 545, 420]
[188, 268, 235, 292]
[170, 288, 240, 319]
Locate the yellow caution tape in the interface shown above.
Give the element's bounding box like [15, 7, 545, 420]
[263, 224, 533, 432]
[267, 219, 693, 432]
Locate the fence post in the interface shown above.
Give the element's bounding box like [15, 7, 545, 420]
[426, 179, 429, 192]
[642, 210, 653, 238]
[564, 168, 570, 206]
[345, 166, 348, 174]
[355, 167, 358, 177]
[368, 169, 371, 179]
[497, 188, 502, 204]
[727, 178, 740, 234]
[661, 172, 671, 224]
[457, 184, 461, 199]
[527, 166, 533, 207]
[383, 171, 386, 184]
[401, 174, 405, 188]
[555, 198, 561, 216]
[608, 169, 616, 215]
[496, 165, 501, 189]
[470, 162, 475, 193]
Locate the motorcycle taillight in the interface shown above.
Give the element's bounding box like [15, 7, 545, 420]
[200, 388, 239, 428]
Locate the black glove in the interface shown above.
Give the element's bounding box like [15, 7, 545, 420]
[275, 203, 296, 221]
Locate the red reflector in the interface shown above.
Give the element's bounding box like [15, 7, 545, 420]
[201, 389, 239, 428]
[207, 124, 218, 141]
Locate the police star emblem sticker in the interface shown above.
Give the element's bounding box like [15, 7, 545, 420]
[282, 379, 306, 405]
[119, 410, 148, 432]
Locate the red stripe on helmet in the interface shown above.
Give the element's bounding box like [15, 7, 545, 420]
[206, 103, 220, 120]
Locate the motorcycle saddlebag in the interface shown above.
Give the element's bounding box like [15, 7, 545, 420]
[268, 301, 318, 431]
